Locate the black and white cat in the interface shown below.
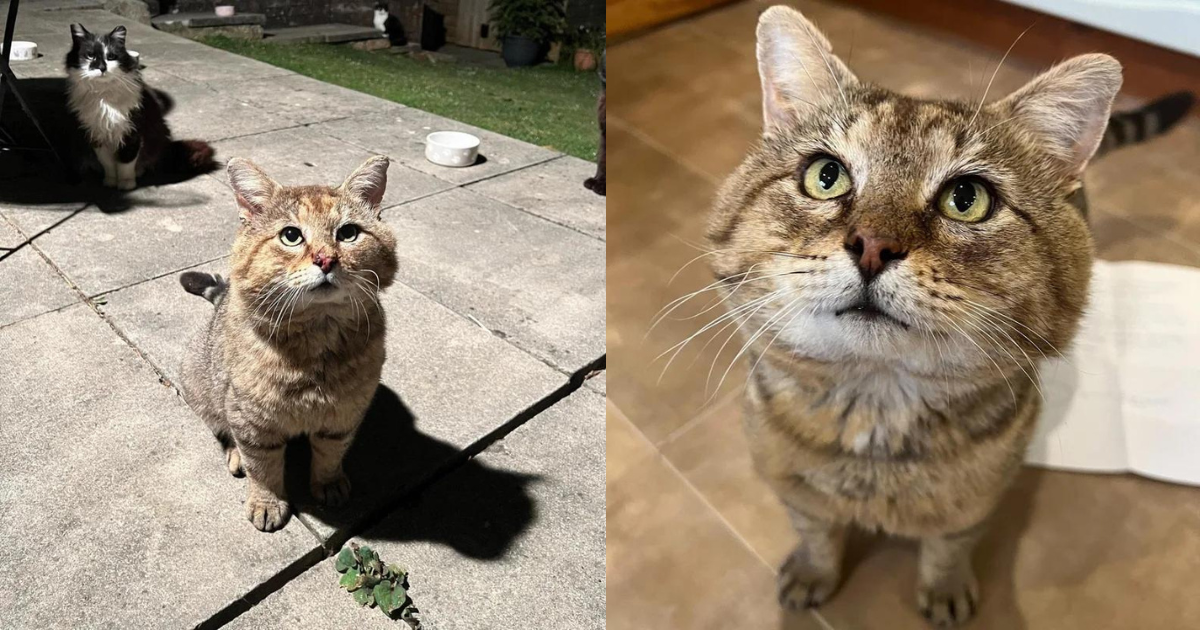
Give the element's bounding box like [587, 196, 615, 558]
[372, 2, 407, 46]
[65, 24, 213, 189]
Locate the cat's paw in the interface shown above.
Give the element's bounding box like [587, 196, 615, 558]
[245, 495, 291, 532]
[117, 177, 136, 191]
[917, 572, 979, 627]
[777, 549, 840, 610]
[225, 445, 244, 477]
[311, 472, 352, 508]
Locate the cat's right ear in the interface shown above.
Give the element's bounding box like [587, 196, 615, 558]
[756, 6, 857, 135]
[227, 158, 279, 223]
[70, 24, 90, 44]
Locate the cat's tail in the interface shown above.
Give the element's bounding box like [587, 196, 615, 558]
[162, 139, 218, 176]
[1097, 91, 1194, 157]
[180, 271, 227, 306]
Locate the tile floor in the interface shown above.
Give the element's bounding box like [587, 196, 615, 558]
[606, 1, 1200, 628]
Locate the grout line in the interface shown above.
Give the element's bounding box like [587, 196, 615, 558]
[609, 115, 722, 185]
[196, 354, 605, 629]
[659, 386, 744, 447]
[0, 204, 89, 264]
[90, 254, 230, 299]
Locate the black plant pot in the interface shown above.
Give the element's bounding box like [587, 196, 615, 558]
[501, 36, 541, 67]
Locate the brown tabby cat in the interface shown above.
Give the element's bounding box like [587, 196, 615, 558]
[707, 6, 1182, 626]
[180, 156, 397, 532]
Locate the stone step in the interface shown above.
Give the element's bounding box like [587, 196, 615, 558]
[263, 23, 385, 45]
[151, 11, 265, 40]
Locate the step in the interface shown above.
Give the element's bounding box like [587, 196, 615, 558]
[263, 23, 385, 45]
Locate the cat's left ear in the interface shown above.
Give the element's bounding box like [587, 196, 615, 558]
[108, 26, 127, 46]
[992, 53, 1122, 177]
[341, 155, 389, 216]
[227, 158, 279, 223]
[756, 6, 858, 135]
[70, 24, 90, 44]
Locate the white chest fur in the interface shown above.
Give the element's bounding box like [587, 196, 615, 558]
[373, 10, 388, 32]
[67, 71, 141, 148]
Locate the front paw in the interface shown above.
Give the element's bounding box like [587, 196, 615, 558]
[117, 177, 136, 191]
[777, 548, 840, 610]
[311, 472, 352, 508]
[918, 570, 979, 626]
[245, 494, 291, 532]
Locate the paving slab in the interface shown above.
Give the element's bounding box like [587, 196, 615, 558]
[0, 200, 88, 241]
[466, 155, 606, 240]
[211, 126, 451, 208]
[382, 187, 605, 373]
[0, 305, 318, 629]
[312, 108, 560, 186]
[100, 259, 569, 540]
[210, 73, 407, 126]
[157, 79, 300, 143]
[228, 388, 606, 630]
[0, 222, 79, 327]
[3, 175, 240, 296]
[265, 23, 384, 44]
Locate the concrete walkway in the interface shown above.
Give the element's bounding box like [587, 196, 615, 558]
[0, 4, 605, 629]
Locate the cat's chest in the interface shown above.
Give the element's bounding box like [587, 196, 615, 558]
[818, 371, 930, 456]
[67, 78, 141, 145]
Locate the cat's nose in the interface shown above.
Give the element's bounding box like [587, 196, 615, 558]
[313, 252, 338, 273]
[844, 229, 907, 283]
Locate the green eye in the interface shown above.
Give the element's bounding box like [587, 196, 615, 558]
[280, 226, 304, 246]
[937, 178, 992, 223]
[801, 157, 852, 200]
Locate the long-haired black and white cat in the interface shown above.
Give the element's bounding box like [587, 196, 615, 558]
[372, 2, 407, 46]
[66, 24, 214, 189]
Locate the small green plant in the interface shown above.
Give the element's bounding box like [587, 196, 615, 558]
[335, 542, 421, 627]
[489, 0, 567, 43]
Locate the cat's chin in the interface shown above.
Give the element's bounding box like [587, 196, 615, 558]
[777, 312, 984, 373]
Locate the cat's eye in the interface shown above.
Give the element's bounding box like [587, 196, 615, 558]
[279, 226, 304, 246]
[106, 53, 117, 61]
[336, 224, 360, 243]
[937, 178, 993, 223]
[801, 157, 852, 200]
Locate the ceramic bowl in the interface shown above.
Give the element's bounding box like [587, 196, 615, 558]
[425, 131, 480, 168]
[9, 41, 37, 61]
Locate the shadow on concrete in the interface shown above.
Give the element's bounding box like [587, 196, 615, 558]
[284, 385, 537, 560]
[0, 77, 217, 213]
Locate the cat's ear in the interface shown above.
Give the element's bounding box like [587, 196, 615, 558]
[341, 155, 389, 215]
[108, 26, 127, 46]
[227, 158, 279, 222]
[70, 24, 90, 44]
[993, 53, 1122, 177]
[756, 6, 857, 135]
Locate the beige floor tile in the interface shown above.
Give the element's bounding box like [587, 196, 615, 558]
[607, 450, 822, 630]
[607, 401, 656, 486]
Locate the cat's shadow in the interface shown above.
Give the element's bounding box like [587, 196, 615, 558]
[282, 385, 538, 561]
[0, 77, 217, 214]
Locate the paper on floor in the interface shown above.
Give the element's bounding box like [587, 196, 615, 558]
[1027, 260, 1200, 486]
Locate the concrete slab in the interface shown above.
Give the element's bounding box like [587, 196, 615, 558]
[158, 79, 300, 143]
[211, 126, 451, 208]
[0, 200, 88, 243]
[228, 389, 606, 630]
[209, 73, 406, 126]
[466, 155, 606, 241]
[383, 187, 605, 373]
[0, 305, 318, 629]
[312, 108, 559, 186]
[264, 23, 384, 44]
[100, 260, 568, 540]
[0, 223, 79, 327]
[3, 175, 240, 296]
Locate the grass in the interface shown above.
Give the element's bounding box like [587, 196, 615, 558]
[197, 36, 600, 160]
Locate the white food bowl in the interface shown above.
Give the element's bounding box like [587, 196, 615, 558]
[215, 5, 236, 17]
[9, 41, 37, 61]
[425, 131, 480, 168]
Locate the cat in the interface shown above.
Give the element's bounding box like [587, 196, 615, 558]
[584, 51, 605, 197]
[706, 6, 1191, 626]
[179, 155, 397, 532]
[65, 24, 214, 190]
[373, 2, 407, 47]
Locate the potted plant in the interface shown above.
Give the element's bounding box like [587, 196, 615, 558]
[570, 26, 604, 72]
[489, 0, 566, 67]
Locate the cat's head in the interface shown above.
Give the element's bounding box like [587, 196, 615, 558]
[374, 3, 388, 15]
[707, 6, 1121, 374]
[66, 24, 137, 80]
[225, 156, 399, 316]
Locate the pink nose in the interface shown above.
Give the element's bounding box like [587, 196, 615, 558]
[313, 252, 338, 273]
[844, 230, 907, 282]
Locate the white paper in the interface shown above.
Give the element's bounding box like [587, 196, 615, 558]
[1025, 260, 1200, 486]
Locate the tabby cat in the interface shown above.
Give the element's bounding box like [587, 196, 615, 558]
[180, 156, 397, 532]
[707, 6, 1189, 625]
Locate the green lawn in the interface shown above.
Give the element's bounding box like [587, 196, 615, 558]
[198, 36, 600, 160]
